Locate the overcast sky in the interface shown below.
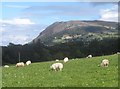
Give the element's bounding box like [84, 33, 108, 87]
[0, 2, 118, 46]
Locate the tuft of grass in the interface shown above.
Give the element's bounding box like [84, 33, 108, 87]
[2, 54, 118, 87]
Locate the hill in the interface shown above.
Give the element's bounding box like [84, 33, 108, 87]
[2, 54, 118, 87]
[2, 20, 119, 65]
[2, 38, 119, 65]
[32, 20, 118, 46]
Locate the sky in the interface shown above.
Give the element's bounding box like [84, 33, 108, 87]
[0, 2, 118, 46]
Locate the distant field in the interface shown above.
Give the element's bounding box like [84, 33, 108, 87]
[2, 54, 118, 87]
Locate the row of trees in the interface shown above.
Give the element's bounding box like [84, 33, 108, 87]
[2, 37, 119, 65]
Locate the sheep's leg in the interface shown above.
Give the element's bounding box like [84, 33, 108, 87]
[106, 64, 108, 67]
[54, 69, 57, 71]
[60, 68, 62, 71]
[56, 68, 59, 71]
[101, 63, 103, 67]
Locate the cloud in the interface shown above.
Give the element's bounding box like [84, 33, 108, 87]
[0, 18, 35, 25]
[2, 35, 30, 45]
[1, 21, 47, 46]
[4, 5, 29, 8]
[99, 5, 118, 22]
[25, 5, 80, 11]
[91, 2, 117, 6]
[0, 28, 5, 33]
[23, 5, 98, 17]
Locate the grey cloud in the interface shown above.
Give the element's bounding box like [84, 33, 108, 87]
[24, 5, 83, 12]
[91, 2, 118, 6]
[22, 5, 98, 17]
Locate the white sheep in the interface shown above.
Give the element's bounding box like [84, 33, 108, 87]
[101, 59, 109, 67]
[4, 65, 9, 68]
[50, 63, 63, 71]
[86, 55, 92, 58]
[117, 52, 120, 54]
[64, 57, 69, 63]
[16, 62, 25, 67]
[26, 60, 31, 65]
[55, 59, 59, 62]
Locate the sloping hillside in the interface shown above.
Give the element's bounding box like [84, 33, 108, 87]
[2, 54, 118, 87]
[31, 20, 118, 46]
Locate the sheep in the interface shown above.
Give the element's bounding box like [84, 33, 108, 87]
[4, 65, 9, 68]
[86, 55, 92, 58]
[117, 52, 120, 54]
[26, 60, 31, 65]
[64, 57, 69, 63]
[100, 59, 109, 67]
[50, 63, 63, 71]
[55, 59, 59, 62]
[16, 62, 25, 67]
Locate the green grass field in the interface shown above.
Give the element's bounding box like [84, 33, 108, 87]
[2, 54, 118, 87]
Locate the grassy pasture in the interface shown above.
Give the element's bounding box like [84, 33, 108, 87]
[2, 54, 118, 87]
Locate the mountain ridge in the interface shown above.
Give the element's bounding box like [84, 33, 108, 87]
[31, 20, 118, 45]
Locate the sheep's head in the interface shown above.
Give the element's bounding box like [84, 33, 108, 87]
[49, 66, 54, 71]
[50, 66, 54, 70]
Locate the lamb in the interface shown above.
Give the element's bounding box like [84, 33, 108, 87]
[64, 57, 69, 63]
[16, 62, 25, 67]
[26, 60, 31, 65]
[50, 63, 63, 71]
[101, 59, 109, 67]
[86, 55, 92, 58]
[4, 65, 9, 68]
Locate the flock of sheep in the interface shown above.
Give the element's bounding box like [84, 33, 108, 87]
[50, 55, 110, 71]
[4, 60, 31, 68]
[4, 54, 111, 71]
[16, 60, 31, 67]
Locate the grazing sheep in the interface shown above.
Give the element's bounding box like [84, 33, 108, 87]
[86, 55, 92, 58]
[55, 59, 59, 62]
[16, 62, 25, 67]
[26, 60, 31, 65]
[101, 59, 109, 67]
[50, 63, 63, 71]
[64, 57, 69, 63]
[4, 65, 9, 68]
[117, 52, 120, 54]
